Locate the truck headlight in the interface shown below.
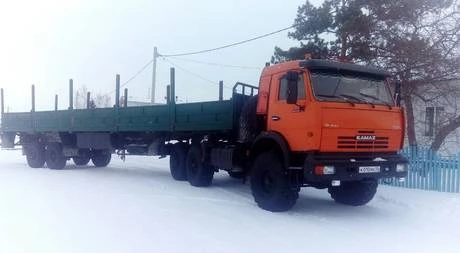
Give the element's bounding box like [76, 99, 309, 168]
[396, 164, 407, 172]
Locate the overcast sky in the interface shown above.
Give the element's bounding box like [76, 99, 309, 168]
[0, 0, 322, 112]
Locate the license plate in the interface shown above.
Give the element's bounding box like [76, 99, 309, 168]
[358, 166, 381, 173]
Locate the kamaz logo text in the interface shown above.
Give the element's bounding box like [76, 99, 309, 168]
[356, 135, 376, 141]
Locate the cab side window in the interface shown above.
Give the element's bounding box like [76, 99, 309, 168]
[278, 74, 306, 100]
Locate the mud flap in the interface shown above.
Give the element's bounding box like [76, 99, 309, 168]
[1, 132, 16, 148]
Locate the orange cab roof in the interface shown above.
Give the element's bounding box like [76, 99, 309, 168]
[262, 59, 391, 78]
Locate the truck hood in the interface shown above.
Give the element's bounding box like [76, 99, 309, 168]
[319, 105, 403, 152]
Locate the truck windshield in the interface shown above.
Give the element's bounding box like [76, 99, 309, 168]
[310, 72, 393, 106]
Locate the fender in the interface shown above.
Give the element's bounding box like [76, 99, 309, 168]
[251, 131, 291, 168]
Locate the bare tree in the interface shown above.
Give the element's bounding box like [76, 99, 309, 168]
[74, 86, 88, 109]
[94, 93, 111, 108]
[273, 0, 460, 152]
[74, 85, 112, 109]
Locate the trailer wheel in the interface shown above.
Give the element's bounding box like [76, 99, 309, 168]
[186, 145, 214, 187]
[170, 144, 188, 181]
[250, 152, 299, 212]
[328, 179, 378, 206]
[25, 143, 46, 168]
[73, 156, 90, 166]
[239, 95, 259, 143]
[46, 143, 67, 170]
[91, 149, 112, 167]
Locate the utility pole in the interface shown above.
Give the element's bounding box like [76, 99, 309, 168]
[151, 46, 158, 104]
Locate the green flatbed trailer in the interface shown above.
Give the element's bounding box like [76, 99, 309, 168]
[0, 66, 257, 163]
[0, 68, 257, 151]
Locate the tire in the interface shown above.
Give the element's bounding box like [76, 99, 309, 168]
[25, 143, 46, 168]
[46, 143, 67, 170]
[91, 149, 112, 167]
[250, 152, 299, 212]
[170, 143, 188, 181]
[73, 156, 90, 166]
[238, 95, 259, 143]
[186, 145, 214, 187]
[228, 171, 245, 179]
[328, 179, 378, 206]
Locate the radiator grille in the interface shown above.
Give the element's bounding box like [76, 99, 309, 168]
[337, 132, 389, 149]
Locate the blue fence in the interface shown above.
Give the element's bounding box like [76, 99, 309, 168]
[381, 147, 460, 193]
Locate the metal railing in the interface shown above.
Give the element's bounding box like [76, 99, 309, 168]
[232, 82, 259, 96]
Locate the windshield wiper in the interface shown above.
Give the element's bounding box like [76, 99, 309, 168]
[359, 92, 393, 109]
[316, 94, 355, 107]
[340, 94, 376, 108]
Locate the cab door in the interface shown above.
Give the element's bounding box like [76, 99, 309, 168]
[267, 71, 312, 151]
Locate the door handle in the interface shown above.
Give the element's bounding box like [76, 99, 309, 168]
[271, 115, 281, 121]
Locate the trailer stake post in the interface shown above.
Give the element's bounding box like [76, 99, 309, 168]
[115, 74, 120, 108]
[170, 68, 175, 105]
[69, 79, 73, 110]
[31, 85, 35, 112]
[55, 95, 58, 111]
[219, 80, 223, 101]
[166, 85, 171, 104]
[1, 88, 4, 117]
[124, 88, 128, 107]
[169, 68, 176, 132]
[86, 92, 91, 109]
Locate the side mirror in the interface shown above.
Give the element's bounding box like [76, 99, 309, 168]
[286, 71, 299, 105]
[394, 82, 402, 107]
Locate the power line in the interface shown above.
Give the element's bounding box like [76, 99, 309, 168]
[169, 56, 262, 70]
[160, 24, 296, 57]
[162, 58, 233, 89]
[102, 24, 295, 96]
[120, 59, 154, 88]
[105, 59, 153, 95]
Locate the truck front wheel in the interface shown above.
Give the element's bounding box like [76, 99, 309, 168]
[25, 143, 46, 168]
[186, 145, 214, 187]
[46, 143, 67, 170]
[91, 149, 112, 167]
[250, 152, 299, 212]
[170, 143, 188, 181]
[328, 179, 378, 206]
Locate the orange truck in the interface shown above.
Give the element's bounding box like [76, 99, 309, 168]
[0, 59, 408, 212]
[248, 59, 407, 211]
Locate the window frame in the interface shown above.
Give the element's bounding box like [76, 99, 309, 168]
[277, 71, 307, 101]
[308, 70, 394, 106]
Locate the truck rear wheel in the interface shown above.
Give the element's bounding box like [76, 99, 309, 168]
[170, 143, 188, 181]
[73, 156, 90, 166]
[46, 143, 67, 170]
[186, 145, 214, 187]
[91, 149, 112, 167]
[250, 152, 299, 212]
[25, 143, 46, 168]
[328, 179, 378, 206]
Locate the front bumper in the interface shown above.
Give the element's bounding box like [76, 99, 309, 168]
[303, 152, 408, 182]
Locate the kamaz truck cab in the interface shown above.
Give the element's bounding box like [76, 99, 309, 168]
[246, 59, 407, 211]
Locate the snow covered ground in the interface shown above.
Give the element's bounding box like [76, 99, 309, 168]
[0, 149, 459, 253]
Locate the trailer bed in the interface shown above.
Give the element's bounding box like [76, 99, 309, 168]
[1, 100, 234, 134]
